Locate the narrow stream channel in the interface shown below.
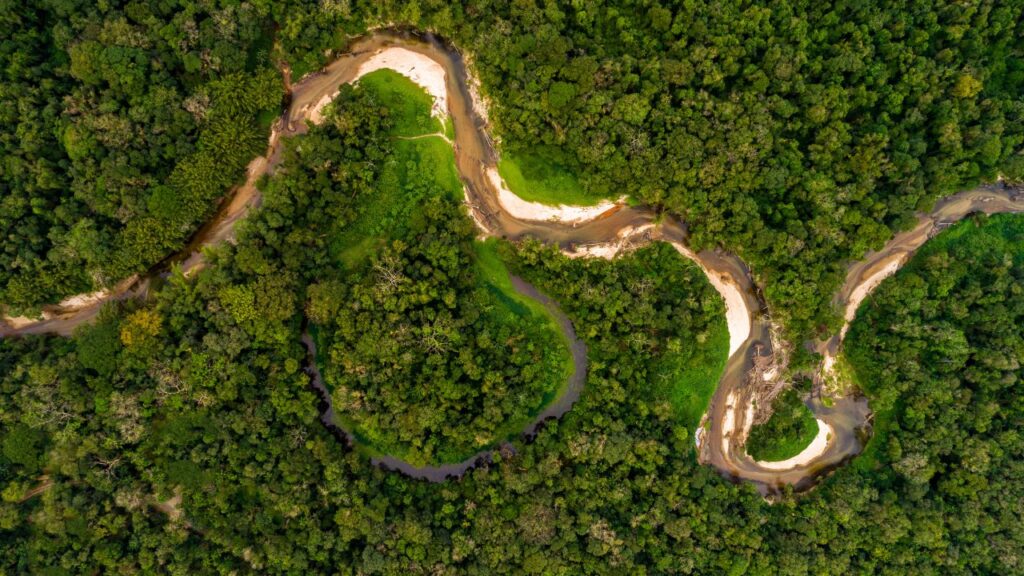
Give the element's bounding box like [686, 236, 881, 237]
[301, 274, 587, 481]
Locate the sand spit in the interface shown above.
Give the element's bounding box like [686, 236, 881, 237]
[355, 47, 449, 117]
[668, 242, 750, 358]
[753, 419, 834, 470]
[486, 168, 624, 225]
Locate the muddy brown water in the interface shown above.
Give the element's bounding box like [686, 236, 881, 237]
[3, 29, 1023, 491]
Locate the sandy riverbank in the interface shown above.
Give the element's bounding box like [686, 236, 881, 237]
[668, 242, 750, 357]
[753, 419, 834, 470]
[486, 167, 625, 225]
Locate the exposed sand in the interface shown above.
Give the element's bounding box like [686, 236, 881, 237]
[742, 398, 756, 438]
[821, 257, 904, 378]
[58, 288, 111, 308]
[486, 168, 624, 225]
[668, 242, 750, 357]
[720, 392, 737, 456]
[461, 53, 492, 126]
[355, 47, 449, 118]
[840, 258, 903, 338]
[753, 419, 834, 470]
[306, 47, 449, 125]
[3, 315, 45, 328]
[564, 224, 655, 260]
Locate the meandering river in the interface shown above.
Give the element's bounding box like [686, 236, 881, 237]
[3, 30, 1023, 493]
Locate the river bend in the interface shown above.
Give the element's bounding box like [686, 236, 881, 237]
[3, 30, 1024, 493]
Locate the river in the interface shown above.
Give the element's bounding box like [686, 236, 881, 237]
[2, 29, 1023, 493]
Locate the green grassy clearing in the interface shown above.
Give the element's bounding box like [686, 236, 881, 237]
[357, 69, 444, 137]
[332, 136, 463, 267]
[331, 70, 458, 269]
[497, 146, 612, 206]
[650, 316, 729, 431]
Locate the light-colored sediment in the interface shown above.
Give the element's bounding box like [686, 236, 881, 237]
[487, 167, 625, 225]
[821, 258, 903, 377]
[840, 258, 903, 336]
[753, 419, 834, 470]
[461, 53, 492, 126]
[355, 47, 449, 117]
[720, 392, 737, 457]
[564, 224, 654, 260]
[307, 47, 449, 124]
[668, 242, 750, 357]
[58, 287, 112, 309]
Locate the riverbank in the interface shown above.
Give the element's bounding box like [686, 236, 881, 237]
[3, 29, 1023, 494]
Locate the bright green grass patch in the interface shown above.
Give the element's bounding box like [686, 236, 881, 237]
[498, 146, 611, 206]
[333, 136, 463, 268]
[651, 316, 729, 431]
[746, 389, 819, 462]
[357, 69, 444, 137]
[332, 71, 458, 268]
[444, 116, 455, 140]
[318, 71, 574, 465]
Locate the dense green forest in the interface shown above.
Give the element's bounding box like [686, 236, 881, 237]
[3, 1, 1024, 574]
[847, 213, 1024, 476]
[276, 0, 1024, 340]
[301, 71, 573, 465]
[1, 1, 280, 311]
[4, 1, 1023, 337]
[3, 154, 1022, 572]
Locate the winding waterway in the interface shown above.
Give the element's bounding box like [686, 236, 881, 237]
[3, 29, 1023, 493]
[302, 275, 588, 481]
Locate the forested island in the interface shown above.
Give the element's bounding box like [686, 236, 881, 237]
[2, 1, 1024, 574]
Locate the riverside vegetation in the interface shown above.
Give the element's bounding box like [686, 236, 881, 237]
[308, 71, 573, 465]
[2, 1, 1024, 574]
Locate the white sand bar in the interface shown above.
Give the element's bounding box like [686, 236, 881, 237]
[487, 168, 623, 225]
[306, 47, 450, 125]
[840, 258, 903, 338]
[754, 419, 833, 470]
[355, 47, 449, 117]
[669, 242, 750, 357]
[564, 224, 654, 260]
[58, 288, 111, 309]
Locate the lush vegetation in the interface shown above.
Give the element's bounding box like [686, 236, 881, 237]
[8, 1, 1024, 342]
[847, 213, 1024, 473]
[0, 2, 281, 312]
[746, 388, 820, 462]
[6, 189, 1020, 573]
[3, 2, 1024, 574]
[277, 0, 1024, 343]
[0, 65, 738, 573]
[300, 71, 573, 465]
[497, 146, 606, 206]
[509, 240, 729, 431]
